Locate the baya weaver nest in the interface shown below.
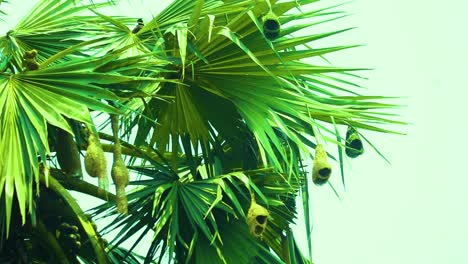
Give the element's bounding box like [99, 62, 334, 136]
[246, 196, 269, 238]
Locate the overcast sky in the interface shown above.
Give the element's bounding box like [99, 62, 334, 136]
[2, 1, 468, 263]
[304, 1, 468, 263]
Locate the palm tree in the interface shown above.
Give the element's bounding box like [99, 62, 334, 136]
[0, 0, 404, 263]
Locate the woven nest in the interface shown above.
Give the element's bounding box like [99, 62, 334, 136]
[312, 144, 332, 185]
[246, 199, 269, 238]
[263, 11, 281, 40]
[345, 126, 364, 158]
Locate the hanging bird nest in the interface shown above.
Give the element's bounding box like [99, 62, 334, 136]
[262, 11, 281, 40]
[246, 196, 269, 238]
[345, 126, 364, 158]
[111, 152, 129, 214]
[84, 125, 108, 191]
[110, 114, 129, 214]
[312, 144, 332, 185]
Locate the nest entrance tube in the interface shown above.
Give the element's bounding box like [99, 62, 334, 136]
[256, 215, 267, 225]
[254, 226, 264, 235]
[263, 11, 281, 40]
[319, 167, 331, 177]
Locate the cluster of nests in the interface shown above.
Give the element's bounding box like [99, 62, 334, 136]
[312, 126, 364, 186]
[82, 116, 130, 214]
[247, 126, 364, 238]
[22, 14, 365, 240]
[44, 115, 129, 214]
[22, 20, 144, 210]
[22, 19, 146, 212]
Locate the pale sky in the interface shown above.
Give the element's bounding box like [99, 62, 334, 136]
[303, 1, 468, 263]
[2, 1, 467, 263]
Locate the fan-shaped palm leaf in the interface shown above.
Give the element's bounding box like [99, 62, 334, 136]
[0, 53, 163, 235]
[92, 144, 303, 263]
[87, 1, 404, 262]
[125, 0, 404, 172]
[0, 0, 405, 263]
[0, 0, 114, 71]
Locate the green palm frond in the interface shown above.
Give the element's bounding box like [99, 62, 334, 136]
[283, 229, 313, 264]
[41, 175, 110, 264]
[0, 0, 405, 263]
[86, 2, 404, 262]
[92, 154, 301, 263]
[0, 0, 111, 71]
[106, 246, 148, 264]
[80, 9, 152, 57]
[125, 0, 404, 173]
[0, 53, 162, 236]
